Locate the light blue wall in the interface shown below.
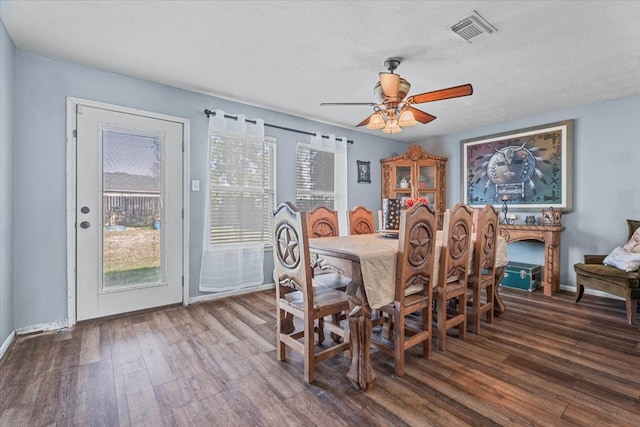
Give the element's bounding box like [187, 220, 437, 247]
[11, 49, 406, 329]
[7, 33, 639, 330]
[421, 95, 640, 288]
[0, 19, 15, 344]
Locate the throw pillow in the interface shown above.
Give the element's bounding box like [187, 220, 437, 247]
[623, 227, 640, 253]
[603, 246, 640, 272]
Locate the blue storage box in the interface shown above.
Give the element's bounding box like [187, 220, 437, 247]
[501, 262, 542, 292]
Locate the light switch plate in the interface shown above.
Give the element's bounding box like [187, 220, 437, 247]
[191, 180, 200, 191]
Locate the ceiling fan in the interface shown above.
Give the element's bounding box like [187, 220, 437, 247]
[320, 57, 473, 134]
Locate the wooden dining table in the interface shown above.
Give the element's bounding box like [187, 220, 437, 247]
[308, 232, 508, 391]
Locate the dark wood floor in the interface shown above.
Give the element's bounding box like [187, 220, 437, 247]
[1, 287, 639, 426]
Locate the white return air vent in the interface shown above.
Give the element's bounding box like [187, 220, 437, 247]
[450, 11, 496, 43]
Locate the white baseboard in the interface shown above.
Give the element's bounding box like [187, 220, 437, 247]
[16, 320, 67, 335]
[0, 330, 16, 361]
[189, 283, 275, 304]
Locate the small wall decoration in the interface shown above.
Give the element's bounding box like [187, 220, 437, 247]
[357, 160, 371, 183]
[461, 120, 573, 211]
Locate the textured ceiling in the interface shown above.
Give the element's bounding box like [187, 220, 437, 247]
[2, 1, 640, 143]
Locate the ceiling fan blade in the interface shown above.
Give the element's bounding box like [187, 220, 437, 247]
[408, 106, 437, 124]
[379, 72, 400, 98]
[356, 113, 376, 127]
[410, 84, 473, 104]
[320, 102, 377, 106]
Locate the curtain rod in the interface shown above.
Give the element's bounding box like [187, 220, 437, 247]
[203, 109, 354, 144]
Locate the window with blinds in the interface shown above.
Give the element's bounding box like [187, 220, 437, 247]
[209, 134, 276, 246]
[296, 143, 336, 211]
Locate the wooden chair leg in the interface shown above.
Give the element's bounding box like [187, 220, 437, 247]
[330, 313, 345, 343]
[277, 308, 287, 361]
[486, 284, 495, 324]
[316, 318, 325, 344]
[382, 312, 394, 340]
[459, 295, 467, 341]
[422, 305, 432, 360]
[626, 299, 637, 325]
[304, 315, 315, 384]
[393, 308, 405, 376]
[472, 286, 481, 334]
[437, 297, 447, 352]
[575, 284, 585, 302]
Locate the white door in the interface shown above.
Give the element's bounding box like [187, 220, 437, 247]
[75, 105, 183, 321]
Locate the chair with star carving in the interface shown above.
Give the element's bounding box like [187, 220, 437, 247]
[371, 201, 436, 375]
[306, 205, 351, 292]
[307, 206, 339, 238]
[306, 206, 339, 277]
[434, 203, 473, 351]
[466, 205, 498, 334]
[273, 202, 350, 383]
[348, 205, 376, 235]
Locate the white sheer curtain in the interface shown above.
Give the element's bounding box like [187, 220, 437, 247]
[200, 110, 266, 292]
[310, 132, 348, 235]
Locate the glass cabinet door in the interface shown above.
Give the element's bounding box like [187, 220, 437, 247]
[418, 165, 435, 190]
[419, 192, 435, 205]
[395, 165, 412, 190]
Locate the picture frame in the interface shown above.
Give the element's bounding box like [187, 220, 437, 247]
[461, 120, 573, 211]
[357, 160, 371, 183]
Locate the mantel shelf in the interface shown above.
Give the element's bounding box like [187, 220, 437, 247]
[499, 224, 565, 232]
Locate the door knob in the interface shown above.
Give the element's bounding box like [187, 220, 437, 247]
[81, 206, 90, 214]
[80, 221, 90, 229]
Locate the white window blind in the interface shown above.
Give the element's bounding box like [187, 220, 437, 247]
[295, 133, 348, 234]
[296, 144, 335, 211]
[209, 134, 276, 246]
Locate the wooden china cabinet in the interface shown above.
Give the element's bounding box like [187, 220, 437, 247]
[381, 144, 447, 226]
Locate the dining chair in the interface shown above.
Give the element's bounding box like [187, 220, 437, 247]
[306, 205, 351, 343]
[306, 205, 350, 291]
[348, 205, 376, 235]
[371, 201, 436, 375]
[273, 202, 351, 383]
[466, 205, 498, 334]
[306, 205, 339, 274]
[434, 203, 473, 351]
[306, 206, 339, 238]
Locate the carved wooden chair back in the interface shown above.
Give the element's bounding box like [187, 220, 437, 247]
[467, 205, 499, 334]
[435, 203, 474, 351]
[273, 202, 350, 383]
[305, 205, 344, 286]
[348, 205, 376, 235]
[273, 202, 313, 304]
[371, 202, 436, 375]
[306, 206, 339, 238]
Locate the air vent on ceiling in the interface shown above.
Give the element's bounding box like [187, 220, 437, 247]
[450, 11, 496, 43]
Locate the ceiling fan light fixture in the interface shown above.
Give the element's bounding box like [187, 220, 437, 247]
[321, 56, 473, 137]
[367, 112, 386, 129]
[383, 119, 402, 134]
[374, 78, 411, 101]
[398, 109, 417, 127]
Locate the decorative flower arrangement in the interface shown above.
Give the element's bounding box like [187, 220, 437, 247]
[404, 197, 430, 208]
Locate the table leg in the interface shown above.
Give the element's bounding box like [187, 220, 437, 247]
[346, 280, 376, 391]
[494, 267, 506, 317]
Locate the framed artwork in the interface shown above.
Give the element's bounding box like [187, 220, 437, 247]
[357, 160, 371, 183]
[461, 120, 573, 211]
